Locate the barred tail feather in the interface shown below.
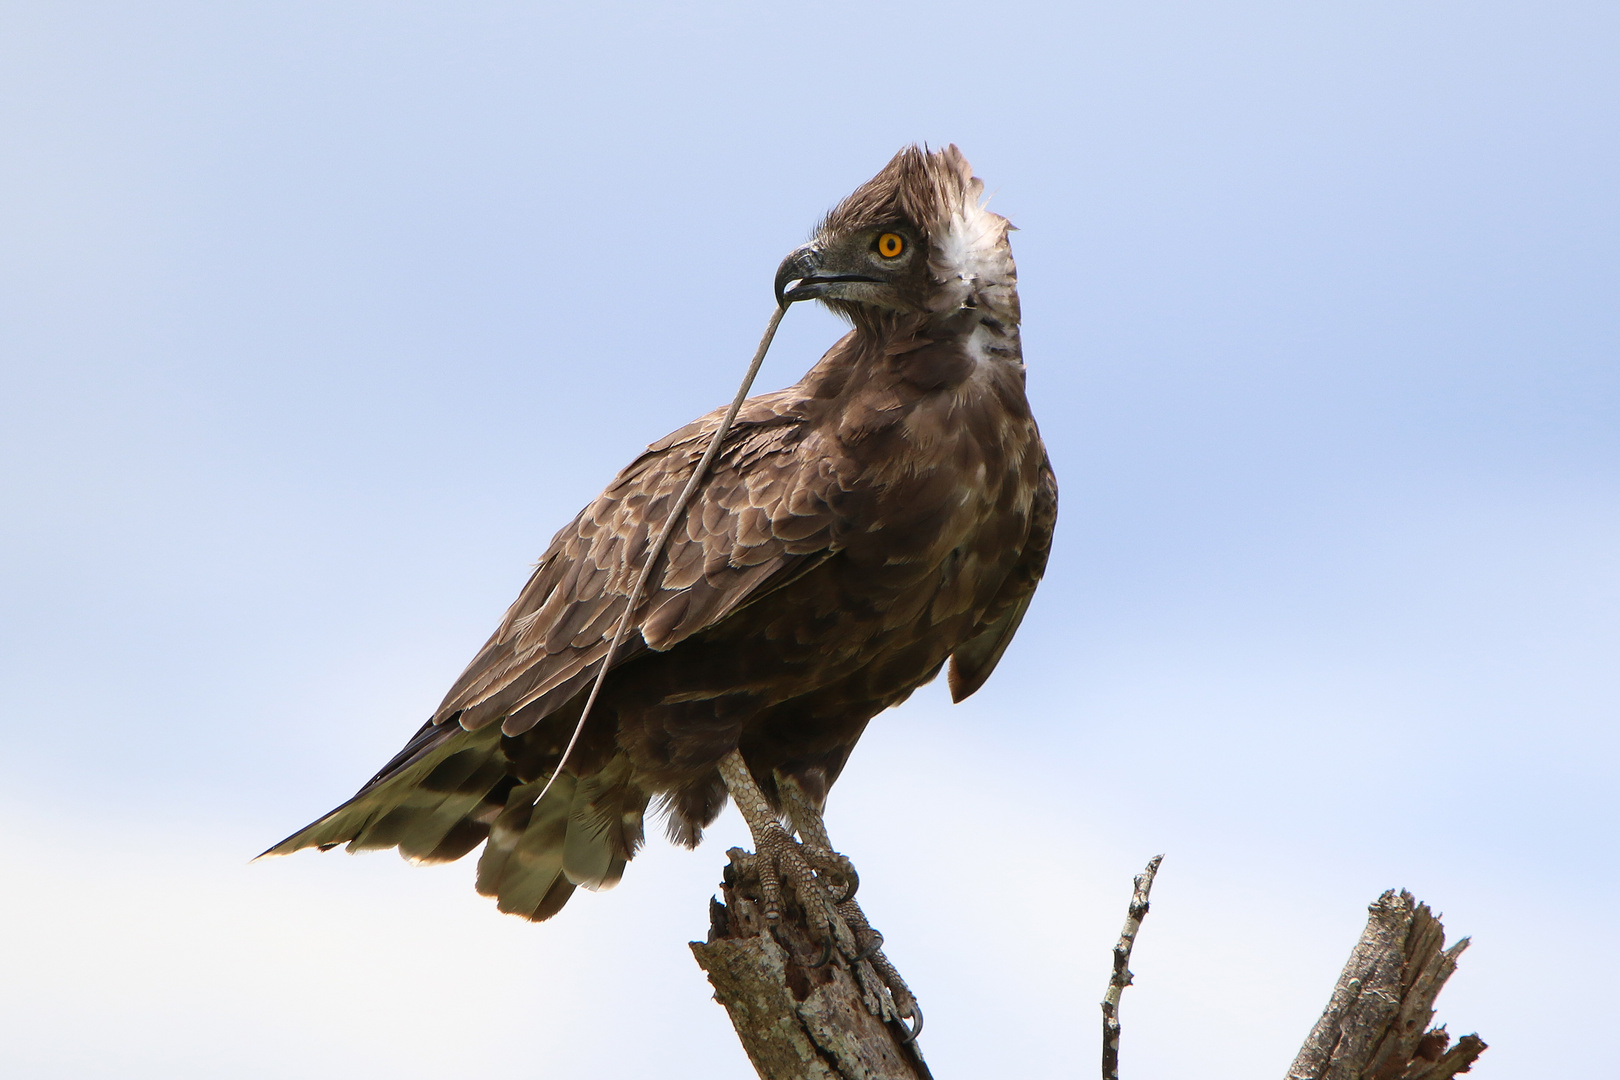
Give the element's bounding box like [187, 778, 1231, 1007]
[263, 717, 648, 925]
[479, 775, 576, 919]
[475, 754, 649, 921]
[259, 721, 501, 859]
[562, 754, 646, 892]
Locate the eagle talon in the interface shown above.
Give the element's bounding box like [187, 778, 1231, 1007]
[850, 930, 886, 963]
[898, 1004, 924, 1043]
[867, 949, 921, 1037]
[806, 940, 836, 968]
[753, 820, 853, 951]
[719, 750, 922, 1026]
[803, 849, 859, 904]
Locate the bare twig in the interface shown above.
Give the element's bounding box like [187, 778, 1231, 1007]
[531, 304, 789, 807]
[1287, 890, 1485, 1080]
[1101, 854, 1164, 1080]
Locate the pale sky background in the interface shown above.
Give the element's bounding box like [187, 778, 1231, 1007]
[1, 4, 1615, 1077]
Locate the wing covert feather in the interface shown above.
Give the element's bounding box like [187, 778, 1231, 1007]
[435, 391, 843, 735]
[947, 454, 1058, 702]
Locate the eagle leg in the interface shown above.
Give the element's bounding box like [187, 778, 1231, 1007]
[717, 750, 857, 958]
[773, 764, 924, 1040]
[776, 774, 860, 903]
[738, 761, 926, 1036]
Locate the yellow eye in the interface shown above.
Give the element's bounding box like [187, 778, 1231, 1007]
[876, 232, 905, 258]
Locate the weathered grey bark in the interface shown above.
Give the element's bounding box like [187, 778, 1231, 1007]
[691, 848, 931, 1080]
[1287, 890, 1486, 1080]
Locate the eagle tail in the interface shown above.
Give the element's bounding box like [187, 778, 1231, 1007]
[262, 721, 648, 923]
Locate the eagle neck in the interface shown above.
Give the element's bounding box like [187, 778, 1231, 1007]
[799, 307, 1023, 408]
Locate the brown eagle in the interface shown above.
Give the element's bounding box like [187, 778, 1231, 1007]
[268, 146, 1055, 1002]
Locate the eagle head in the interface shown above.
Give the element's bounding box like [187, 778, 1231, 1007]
[774, 144, 1018, 327]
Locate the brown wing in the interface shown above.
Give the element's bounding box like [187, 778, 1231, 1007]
[437, 388, 845, 736]
[262, 387, 847, 882]
[947, 452, 1058, 702]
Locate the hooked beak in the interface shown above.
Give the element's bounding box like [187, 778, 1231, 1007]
[773, 243, 879, 306]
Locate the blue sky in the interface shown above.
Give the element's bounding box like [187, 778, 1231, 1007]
[1, 4, 1615, 1077]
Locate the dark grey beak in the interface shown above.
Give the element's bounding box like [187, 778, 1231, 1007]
[774, 243, 880, 306]
[774, 244, 824, 306]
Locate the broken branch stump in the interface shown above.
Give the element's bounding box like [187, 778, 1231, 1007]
[691, 847, 932, 1080]
[1287, 889, 1486, 1080]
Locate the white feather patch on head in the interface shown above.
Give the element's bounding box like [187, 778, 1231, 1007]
[928, 173, 1018, 322]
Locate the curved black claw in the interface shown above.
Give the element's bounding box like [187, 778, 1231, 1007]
[899, 1004, 924, 1043]
[803, 848, 859, 904]
[850, 929, 886, 963]
[828, 861, 858, 904]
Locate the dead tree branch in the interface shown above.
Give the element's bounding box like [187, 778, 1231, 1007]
[1287, 889, 1486, 1080]
[1101, 854, 1164, 1080]
[694, 841, 1486, 1080]
[691, 848, 931, 1080]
